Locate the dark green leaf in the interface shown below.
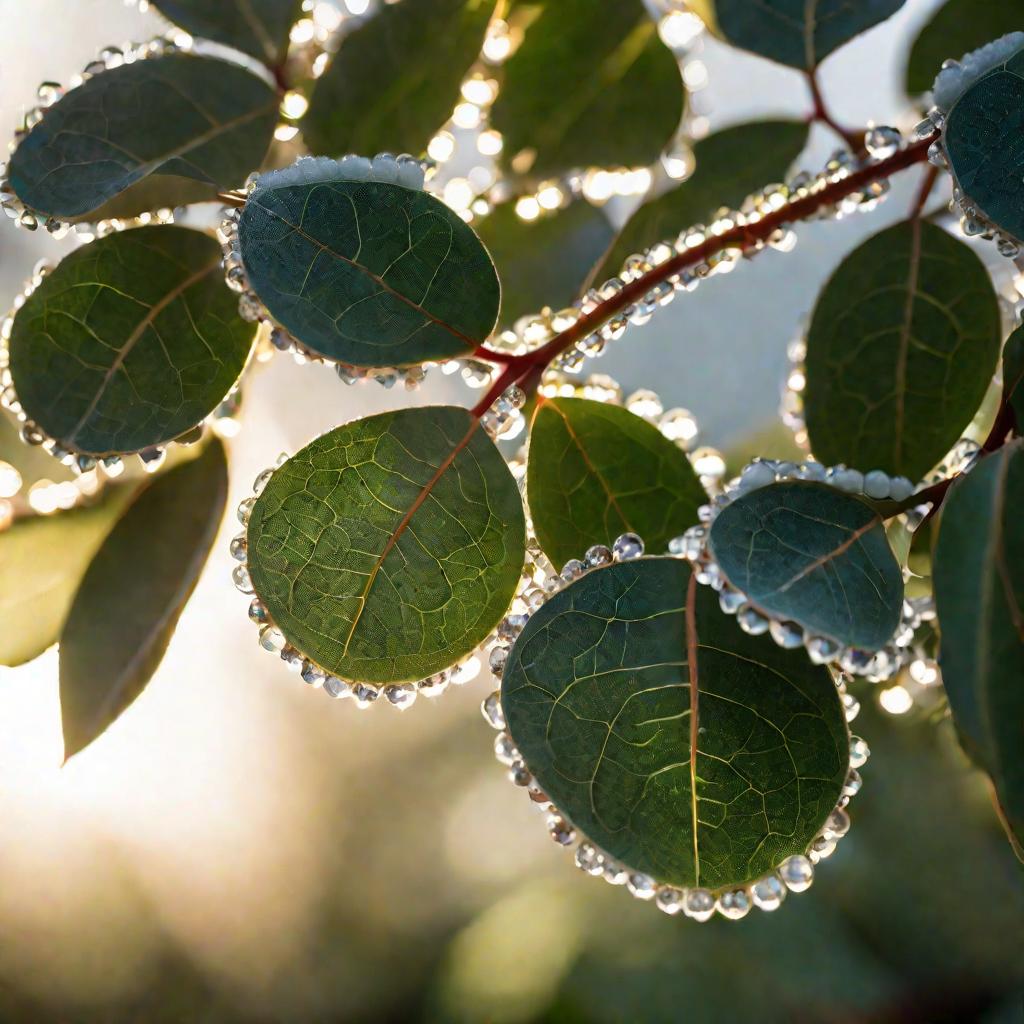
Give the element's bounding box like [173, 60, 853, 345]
[1004, 324, 1024, 435]
[701, 0, 905, 71]
[152, 0, 302, 66]
[59, 440, 228, 760]
[303, 0, 496, 158]
[945, 44, 1024, 243]
[8, 226, 255, 457]
[804, 219, 1001, 481]
[0, 485, 136, 667]
[8, 53, 278, 219]
[490, 0, 684, 179]
[238, 175, 499, 366]
[590, 119, 809, 286]
[933, 441, 1024, 860]
[708, 481, 904, 650]
[502, 556, 849, 890]
[247, 406, 525, 684]
[527, 396, 706, 568]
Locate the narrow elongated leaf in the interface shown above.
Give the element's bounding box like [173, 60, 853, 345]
[502, 557, 849, 890]
[8, 53, 278, 219]
[8, 226, 255, 457]
[527, 397, 706, 568]
[804, 220, 1001, 481]
[709, 481, 903, 650]
[590, 120, 809, 285]
[476, 199, 614, 327]
[247, 406, 525, 684]
[945, 44, 1024, 244]
[153, 0, 302, 66]
[303, 0, 496, 158]
[59, 440, 228, 760]
[238, 175, 499, 366]
[1004, 324, 1024, 434]
[490, 0, 684, 179]
[933, 441, 1024, 859]
[0, 486, 136, 667]
[698, 0, 905, 71]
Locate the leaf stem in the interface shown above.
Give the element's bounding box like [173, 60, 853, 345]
[909, 165, 939, 220]
[806, 70, 865, 153]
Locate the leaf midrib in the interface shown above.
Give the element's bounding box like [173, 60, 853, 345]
[685, 569, 701, 884]
[893, 215, 923, 472]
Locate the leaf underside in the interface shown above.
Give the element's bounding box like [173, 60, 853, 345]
[803, 219, 1001, 482]
[709, 481, 904, 651]
[246, 406, 526, 684]
[8, 226, 255, 457]
[238, 178, 499, 366]
[502, 556, 849, 890]
[8, 53, 278, 219]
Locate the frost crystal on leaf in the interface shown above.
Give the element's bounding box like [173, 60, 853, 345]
[933, 32, 1024, 111]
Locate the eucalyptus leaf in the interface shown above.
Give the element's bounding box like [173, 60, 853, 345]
[303, 0, 496, 158]
[1004, 324, 1024, 434]
[0, 485, 136, 667]
[8, 53, 278, 219]
[59, 439, 228, 761]
[490, 0, 684, 179]
[945, 45, 1024, 244]
[8, 226, 255, 457]
[708, 481, 904, 651]
[238, 176, 499, 366]
[246, 406, 525, 684]
[527, 397, 707, 568]
[804, 219, 1001, 481]
[152, 0, 302, 66]
[590, 120, 809, 286]
[699, 0, 906, 71]
[933, 441, 1024, 860]
[502, 556, 849, 890]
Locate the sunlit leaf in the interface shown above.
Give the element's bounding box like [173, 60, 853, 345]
[8, 226, 255, 457]
[933, 441, 1024, 860]
[502, 556, 849, 890]
[1004, 324, 1024, 435]
[303, 0, 496, 158]
[59, 439, 228, 760]
[247, 406, 525, 684]
[527, 397, 706, 568]
[238, 175, 499, 366]
[8, 53, 278, 219]
[590, 120, 809, 285]
[152, 0, 302, 66]
[804, 219, 1000, 481]
[709, 481, 903, 650]
[0, 408, 74, 490]
[490, 0, 684, 179]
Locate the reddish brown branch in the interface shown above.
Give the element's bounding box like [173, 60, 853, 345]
[807, 70, 865, 153]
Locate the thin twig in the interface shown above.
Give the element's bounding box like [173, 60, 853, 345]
[807, 70, 865, 153]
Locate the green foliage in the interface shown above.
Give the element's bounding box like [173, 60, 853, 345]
[477, 200, 614, 326]
[9, 226, 255, 457]
[502, 556, 849, 890]
[238, 176, 499, 366]
[945, 44, 1024, 244]
[933, 441, 1024, 859]
[59, 440, 228, 760]
[527, 396, 706, 568]
[8, 53, 278, 219]
[803, 219, 1001, 481]
[152, 0, 302, 66]
[1004, 324, 1024, 434]
[303, 0, 495, 158]
[246, 406, 525, 684]
[591, 120, 809, 285]
[490, 0, 684, 179]
[709, 481, 904, 650]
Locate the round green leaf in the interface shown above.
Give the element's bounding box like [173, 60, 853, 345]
[708, 481, 903, 651]
[945, 44, 1024, 244]
[527, 396, 707, 568]
[502, 556, 849, 890]
[8, 53, 278, 220]
[238, 177, 499, 366]
[490, 0, 684, 179]
[8, 226, 255, 457]
[804, 219, 1001, 482]
[247, 406, 525, 684]
[303, 0, 496, 158]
